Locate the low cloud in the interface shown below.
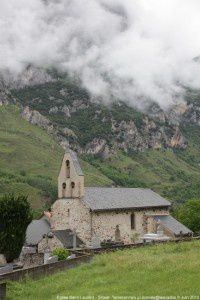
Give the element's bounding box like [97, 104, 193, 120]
[1, 0, 200, 108]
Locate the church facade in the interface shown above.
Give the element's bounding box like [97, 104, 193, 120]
[48, 149, 192, 247]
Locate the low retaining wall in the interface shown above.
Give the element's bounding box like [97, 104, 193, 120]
[0, 255, 92, 282]
[76, 236, 200, 255]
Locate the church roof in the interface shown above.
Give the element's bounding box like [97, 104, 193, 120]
[66, 149, 84, 176]
[153, 215, 192, 236]
[82, 187, 171, 211]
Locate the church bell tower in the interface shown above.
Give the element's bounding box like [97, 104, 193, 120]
[58, 149, 84, 199]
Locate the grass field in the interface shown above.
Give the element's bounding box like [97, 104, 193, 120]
[7, 240, 200, 300]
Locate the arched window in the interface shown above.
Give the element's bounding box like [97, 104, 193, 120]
[62, 182, 66, 189]
[66, 160, 70, 178]
[71, 182, 75, 189]
[131, 213, 135, 230]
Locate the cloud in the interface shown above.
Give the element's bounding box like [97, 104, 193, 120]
[1, 0, 200, 108]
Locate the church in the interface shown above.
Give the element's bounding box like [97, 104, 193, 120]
[26, 149, 192, 250]
[50, 149, 192, 246]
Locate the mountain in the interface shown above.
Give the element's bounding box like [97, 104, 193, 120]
[0, 105, 112, 210]
[0, 67, 200, 208]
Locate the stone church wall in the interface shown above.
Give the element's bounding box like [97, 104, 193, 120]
[51, 198, 91, 246]
[50, 198, 169, 245]
[92, 208, 169, 244]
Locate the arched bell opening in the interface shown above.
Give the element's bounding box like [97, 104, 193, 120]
[66, 160, 70, 178]
[62, 182, 66, 198]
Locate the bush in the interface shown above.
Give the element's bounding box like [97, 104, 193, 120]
[19, 170, 26, 177]
[52, 248, 69, 261]
[0, 194, 32, 262]
[173, 198, 200, 234]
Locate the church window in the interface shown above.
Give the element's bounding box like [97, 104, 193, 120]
[66, 160, 70, 178]
[131, 213, 135, 229]
[71, 182, 75, 189]
[62, 182, 66, 189]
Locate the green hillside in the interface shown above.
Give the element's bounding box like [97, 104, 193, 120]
[7, 240, 200, 300]
[0, 105, 199, 211]
[0, 105, 112, 210]
[83, 144, 200, 203]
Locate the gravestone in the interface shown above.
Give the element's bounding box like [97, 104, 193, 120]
[0, 255, 6, 267]
[44, 249, 51, 265]
[115, 225, 121, 242]
[46, 256, 58, 264]
[67, 254, 76, 260]
[91, 235, 101, 249]
[156, 221, 164, 236]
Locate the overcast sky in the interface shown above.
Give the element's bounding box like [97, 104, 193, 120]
[1, 0, 200, 108]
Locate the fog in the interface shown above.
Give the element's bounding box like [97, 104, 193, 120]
[1, 0, 200, 108]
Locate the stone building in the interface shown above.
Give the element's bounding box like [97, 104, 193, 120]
[50, 149, 192, 246]
[26, 149, 192, 250]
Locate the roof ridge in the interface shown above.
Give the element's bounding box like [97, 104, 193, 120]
[85, 187, 150, 189]
[83, 187, 171, 211]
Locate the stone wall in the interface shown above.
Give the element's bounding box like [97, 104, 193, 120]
[38, 236, 63, 253]
[20, 253, 44, 269]
[92, 209, 169, 244]
[51, 198, 169, 245]
[0, 255, 92, 282]
[51, 198, 91, 246]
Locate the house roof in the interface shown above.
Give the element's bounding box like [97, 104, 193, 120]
[54, 229, 84, 248]
[66, 148, 84, 176]
[26, 217, 84, 248]
[82, 187, 171, 211]
[154, 215, 192, 236]
[26, 216, 51, 246]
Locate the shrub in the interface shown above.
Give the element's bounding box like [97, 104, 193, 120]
[173, 198, 200, 234]
[52, 248, 69, 261]
[19, 170, 26, 177]
[0, 194, 32, 262]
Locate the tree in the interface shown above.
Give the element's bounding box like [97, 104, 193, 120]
[174, 199, 200, 234]
[0, 194, 32, 262]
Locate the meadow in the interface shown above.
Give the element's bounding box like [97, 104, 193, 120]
[7, 240, 200, 300]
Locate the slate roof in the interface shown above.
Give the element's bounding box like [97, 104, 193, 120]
[26, 217, 84, 248]
[26, 216, 51, 246]
[154, 215, 192, 236]
[66, 148, 84, 176]
[82, 187, 171, 211]
[54, 229, 84, 248]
